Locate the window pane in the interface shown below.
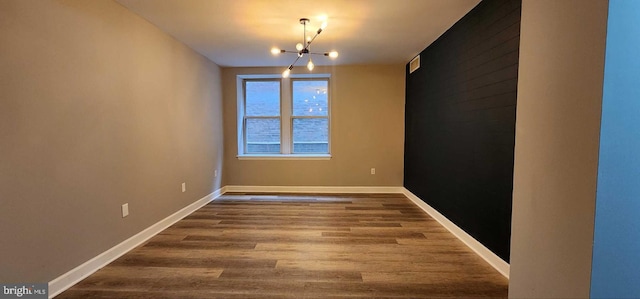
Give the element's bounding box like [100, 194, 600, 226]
[246, 81, 280, 116]
[292, 118, 328, 153]
[246, 118, 280, 153]
[292, 80, 328, 116]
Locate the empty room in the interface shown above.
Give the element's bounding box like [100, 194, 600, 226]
[1, 0, 639, 298]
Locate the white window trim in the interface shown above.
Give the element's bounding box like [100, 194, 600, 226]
[237, 154, 331, 160]
[236, 74, 332, 159]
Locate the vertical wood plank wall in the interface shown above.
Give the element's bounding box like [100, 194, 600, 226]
[404, 0, 521, 262]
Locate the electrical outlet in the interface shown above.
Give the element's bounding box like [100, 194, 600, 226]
[121, 203, 129, 218]
[371, 168, 376, 175]
[182, 182, 186, 192]
[214, 170, 218, 177]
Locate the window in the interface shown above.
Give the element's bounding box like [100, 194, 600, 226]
[292, 79, 329, 154]
[243, 80, 281, 154]
[238, 75, 330, 158]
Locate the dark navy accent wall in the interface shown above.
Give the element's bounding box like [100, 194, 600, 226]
[404, 0, 521, 262]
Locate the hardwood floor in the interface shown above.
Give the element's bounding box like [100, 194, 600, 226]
[57, 193, 508, 298]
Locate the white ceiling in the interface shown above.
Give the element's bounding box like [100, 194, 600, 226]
[115, 0, 480, 67]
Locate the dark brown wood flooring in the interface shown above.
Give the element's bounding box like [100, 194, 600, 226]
[57, 193, 508, 298]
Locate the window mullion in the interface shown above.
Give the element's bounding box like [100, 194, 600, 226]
[238, 79, 247, 154]
[281, 77, 292, 154]
[243, 116, 247, 154]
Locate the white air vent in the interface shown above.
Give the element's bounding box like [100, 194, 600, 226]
[409, 55, 420, 73]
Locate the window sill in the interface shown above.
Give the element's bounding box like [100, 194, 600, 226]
[237, 154, 331, 160]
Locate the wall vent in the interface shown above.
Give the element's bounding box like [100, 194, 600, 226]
[409, 55, 420, 73]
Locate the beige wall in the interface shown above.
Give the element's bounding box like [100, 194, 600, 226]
[509, 0, 608, 297]
[0, 0, 223, 282]
[221, 65, 405, 187]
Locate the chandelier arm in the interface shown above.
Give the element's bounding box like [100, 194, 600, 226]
[305, 32, 321, 50]
[282, 50, 328, 56]
[289, 54, 302, 68]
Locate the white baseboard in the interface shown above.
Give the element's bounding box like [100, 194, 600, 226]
[402, 188, 510, 278]
[224, 185, 404, 194]
[48, 187, 225, 298]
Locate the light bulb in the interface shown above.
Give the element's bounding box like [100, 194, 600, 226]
[307, 59, 315, 71]
[271, 48, 280, 55]
[296, 43, 303, 51]
[282, 69, 291, 78]
[320, 21, 328, 30]
[328, 51, 338, 58]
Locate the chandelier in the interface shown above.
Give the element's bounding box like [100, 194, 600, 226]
[270, 18, 339, 78]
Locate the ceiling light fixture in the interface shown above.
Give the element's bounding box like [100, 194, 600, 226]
[271, 18, 338, 78]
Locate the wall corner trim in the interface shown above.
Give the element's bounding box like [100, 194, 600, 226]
[402, 188, 510, 278]
[48, 187, 226, 298]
